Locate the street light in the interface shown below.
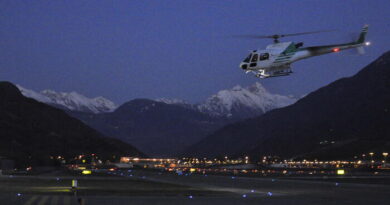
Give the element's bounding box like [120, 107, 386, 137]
[383, 153, 388, 166]
[369, 152, 374, 160]
[369, 152, 375, 168]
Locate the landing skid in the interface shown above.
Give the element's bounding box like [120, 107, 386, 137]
[253, 70, 293, 79]
[256, 72, 292, 78]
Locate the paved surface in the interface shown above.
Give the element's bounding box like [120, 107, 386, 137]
[1, 170, 390, 205]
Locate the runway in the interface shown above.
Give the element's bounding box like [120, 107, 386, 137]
[1, 170, 390, 204]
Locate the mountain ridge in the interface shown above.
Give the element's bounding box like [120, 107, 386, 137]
[17, 85, 117, 114]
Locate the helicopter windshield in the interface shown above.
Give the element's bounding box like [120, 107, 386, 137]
[243, 53, 252, 63]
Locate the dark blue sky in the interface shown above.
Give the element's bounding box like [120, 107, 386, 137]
[1, 0, 389, 104]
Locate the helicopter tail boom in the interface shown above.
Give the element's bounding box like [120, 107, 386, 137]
[293, 25, 369, 61]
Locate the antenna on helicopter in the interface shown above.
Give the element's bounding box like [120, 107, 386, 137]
[234, 29, 337, 43]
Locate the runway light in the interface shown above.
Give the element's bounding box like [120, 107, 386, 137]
[17, 193, 22, 197]
[72, 179, 78, 188]
[251, 189, 255, 193]
[231, 176, 235, 179]
[56, 177, 60, 181]
[337, 169, 345, 175]
[188, 195, 193, 199]
[335, 182, 339, 186]
[267, 192, 273, 196]
[82, 170, 92, 175]
[332, 48, 340, 52]
[242, 194, 247, 198]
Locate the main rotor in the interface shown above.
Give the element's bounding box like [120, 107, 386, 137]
[235, 29, 337, 43]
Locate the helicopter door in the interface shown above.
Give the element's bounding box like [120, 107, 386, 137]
[250, 54, 258, 67]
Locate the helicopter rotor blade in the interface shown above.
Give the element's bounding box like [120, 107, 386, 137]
[232, 34, 276, 39]
[233, 29, 337, 40]
[280, 29, 338, 37]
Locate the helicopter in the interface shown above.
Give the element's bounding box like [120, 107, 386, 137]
[239, 25, 369, 78]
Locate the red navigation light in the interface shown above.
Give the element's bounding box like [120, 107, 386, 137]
[333, 48, 340, 52]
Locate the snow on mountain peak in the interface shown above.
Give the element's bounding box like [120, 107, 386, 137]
[197, 82, 297, 119]
[232, 85, 243, 91]
[17, 85, 52, 104]
[17, 85, 117, 113]
[155, 98, 190, 105]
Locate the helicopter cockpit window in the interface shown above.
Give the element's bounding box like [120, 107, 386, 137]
[251, 54, 258, 62]
[260, 53, 269, 61]
[243, 54, 252, 63]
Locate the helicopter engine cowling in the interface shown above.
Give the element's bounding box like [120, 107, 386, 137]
[295, 42, 304, 49]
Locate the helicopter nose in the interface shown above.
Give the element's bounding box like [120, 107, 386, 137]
[240, 63, 248, 70]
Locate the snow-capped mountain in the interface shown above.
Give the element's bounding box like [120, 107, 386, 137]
[198, 82, 297, 118]
[17, 85, 117, 113]
[160, 82, 297, 119]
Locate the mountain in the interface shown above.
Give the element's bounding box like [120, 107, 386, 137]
[70, 99, 229, 157]
[187, 51, 390, 160]
[0, 82, 142, 167]
[197, 83, 296, 119]
[16, 82, 296, 157]
[158, 82, 297, 120]
[17, 85, 116, 114]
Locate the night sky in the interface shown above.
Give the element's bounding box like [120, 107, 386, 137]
[1, 0, 389, 104]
